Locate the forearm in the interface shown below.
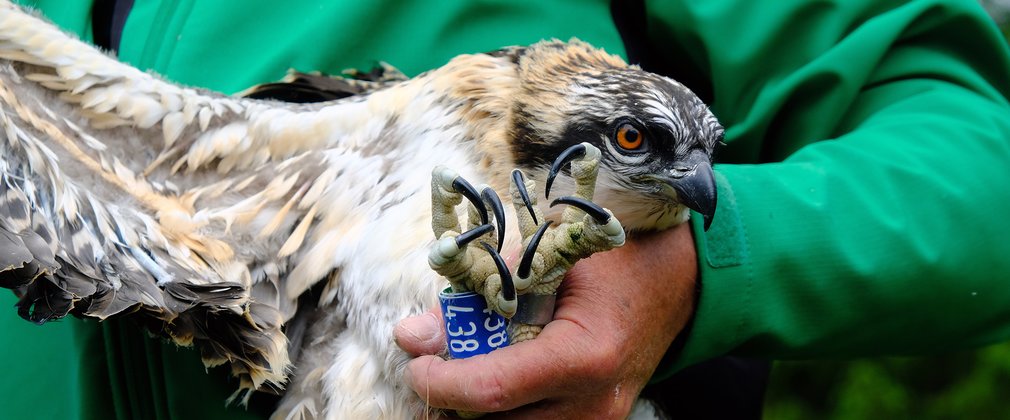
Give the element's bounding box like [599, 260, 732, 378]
[677, 60, 1010, 373]
[645, 0, 1010, 374]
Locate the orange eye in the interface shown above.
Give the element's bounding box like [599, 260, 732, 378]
[615, 123, 644, 150]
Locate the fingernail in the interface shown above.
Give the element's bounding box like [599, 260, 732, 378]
[397, 312, 442, 347]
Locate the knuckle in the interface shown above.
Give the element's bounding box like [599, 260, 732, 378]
[578, 340, 622, 382]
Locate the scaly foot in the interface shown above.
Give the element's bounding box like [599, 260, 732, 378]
[427, 143, 625, 342]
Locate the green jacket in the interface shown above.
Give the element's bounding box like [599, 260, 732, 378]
[5, 0, 1010, 417]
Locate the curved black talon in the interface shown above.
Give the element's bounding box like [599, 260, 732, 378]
[517, 221, 552, 279]
[452, 177, 489, 225]
[481, 242, 516, 302]
[511, 169, 538, 225]
[481, 187, 506, 252]
[454, 224, 494, 248]
[550, 196, 611, 225]
[545, 143, 588, 200]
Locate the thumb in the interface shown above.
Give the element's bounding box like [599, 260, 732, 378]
[394, 309, 446, 356]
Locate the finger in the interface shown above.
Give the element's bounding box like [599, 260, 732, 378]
[394, 310, 446, 356]
[492, 392, 633, 420]
[405, 319, 588, 413]
[487, 399, 585, 420]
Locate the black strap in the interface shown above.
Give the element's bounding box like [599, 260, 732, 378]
[92, 0, 135, 54]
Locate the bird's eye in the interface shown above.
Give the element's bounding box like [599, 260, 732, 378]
[614, 123, 644, 151]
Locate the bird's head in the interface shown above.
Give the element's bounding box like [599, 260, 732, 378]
[504, 40, 722, 231]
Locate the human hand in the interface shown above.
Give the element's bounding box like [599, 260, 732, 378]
[394, 223, 699, 418]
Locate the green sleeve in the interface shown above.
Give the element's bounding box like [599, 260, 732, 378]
[643, 0, 1010, 375]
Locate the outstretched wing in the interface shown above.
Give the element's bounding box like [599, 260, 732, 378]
[0, 2, 357, 394]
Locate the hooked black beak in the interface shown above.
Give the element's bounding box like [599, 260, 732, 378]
[650, 151, 717, 230]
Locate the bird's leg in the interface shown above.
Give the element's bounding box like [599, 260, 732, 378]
[428, 166, 517, 318]
[509, 143, 626, 343]
[427, 143, 625, 336]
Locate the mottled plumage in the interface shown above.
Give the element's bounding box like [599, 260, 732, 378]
[0, 2, 721, 418]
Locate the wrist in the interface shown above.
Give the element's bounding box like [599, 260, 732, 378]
[559, 222, 699, 396]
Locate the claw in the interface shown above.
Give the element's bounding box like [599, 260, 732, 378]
[481, 242, 516, 310]
[455, 224, 494, 248]
[545, 143, 588, 199]
[550, 196, 611, 224]
[516, 221, 552, 288]
[429, 223, 494, 280]
[511, 169, 538, 225]
[452, 177, 489, 225]
[481, 187, 506, 252]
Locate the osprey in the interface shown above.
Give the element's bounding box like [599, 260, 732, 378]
[0, 2, 721, 418]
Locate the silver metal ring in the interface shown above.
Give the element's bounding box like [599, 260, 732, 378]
[513, 293, 556, 325]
